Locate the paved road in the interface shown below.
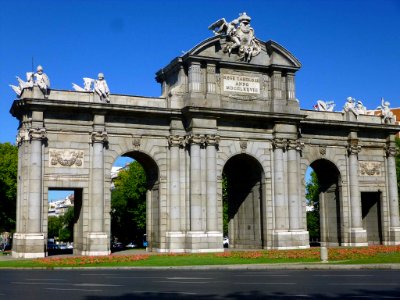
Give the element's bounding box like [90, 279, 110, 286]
[1, 269, 400, 299]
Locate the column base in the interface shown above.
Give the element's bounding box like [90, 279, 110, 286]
[272, 231, 310, 249]
[185, 231, 224, 253]
[75, 232, 110, 256]
[12, 233, 46, 258]
[166, 231, 186, 253]
[387, 227, 400, 245]
[346, 228, 368, 246]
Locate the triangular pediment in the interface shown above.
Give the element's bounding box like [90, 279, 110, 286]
[181, 36, 301, 70]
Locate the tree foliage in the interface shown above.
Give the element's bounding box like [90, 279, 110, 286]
[0, 142, 18, 232]
[47, 206, 74, 242]
[111, 161, 147, 244]
[306, 170, 320, 241]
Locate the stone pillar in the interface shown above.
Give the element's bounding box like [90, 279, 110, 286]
[166, 135, 185, 251]
[81, 130, 110, 256]
[188, 62, 201, 93]
[273, 138, 287, 231]
[386, 146, 400, 244]
[287, 140, 300, 231]
[286, 73, 295, 101]
[271, 71, 282, 100]
[347, 139, 367, 245]
[12, 127, 47, 258]
[206, 64, 216, 94]
[168, 135, 183, 232]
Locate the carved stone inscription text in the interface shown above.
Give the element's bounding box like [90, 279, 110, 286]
[49, 149, 84, 168]
[223, 74, 260, 94]
[359, 161, 381, 176]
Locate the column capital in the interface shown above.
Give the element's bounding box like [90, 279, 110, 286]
[347, 143, 361, 155]
[205, 134, 220, 147]
[28, 128, 47, 142]
[91, 131, 108, 144]
[168, 135, 185, 148]
[272, 138, 286, 150]
[16, 129, 29, 146]
[187, 134, 206, 146]
[386, 146, 398, 157]
[287, 139, 304, 152]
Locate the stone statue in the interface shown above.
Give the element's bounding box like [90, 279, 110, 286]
[72, 77, 95, 92]
[343, 97, 359, 118]
[314, 100, 335, 112]
[355, 100, 367, 115]
[377, 98, 395, 124]
[34, 65, 50, 95]
[9, 66, 50, 97]
[209, 12, 261, 62]
[94, 73, 110, 102]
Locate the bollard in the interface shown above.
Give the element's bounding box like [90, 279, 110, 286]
[320, 246, 328, 262]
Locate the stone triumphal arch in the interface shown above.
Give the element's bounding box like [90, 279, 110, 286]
[10, 14, 400, 258]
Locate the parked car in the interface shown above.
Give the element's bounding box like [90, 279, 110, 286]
[126, 242, 137, 248]
[112, 242, 124, 251]
[223, 236, 229, 248]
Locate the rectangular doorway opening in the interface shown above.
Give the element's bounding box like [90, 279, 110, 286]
[47, 188, 82, 255]
[361, 192, 382, 245]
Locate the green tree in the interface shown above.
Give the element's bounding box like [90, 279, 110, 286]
[306, 170, 320, 241]
[111, 161, 147, 244]
[47, 206, 74, 242]
[0, 142, 18, 232]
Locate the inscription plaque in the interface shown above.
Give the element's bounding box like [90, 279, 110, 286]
[223, 74, 260, 94]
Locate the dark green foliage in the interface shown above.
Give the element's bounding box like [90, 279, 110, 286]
[47, 206, 74, 242]
[306, 171, 320, 241]
[0, 143, 18, 232]
[111, 161, 147, 244]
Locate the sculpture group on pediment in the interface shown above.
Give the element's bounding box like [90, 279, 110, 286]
[10, 65, 50, 97]
[342, 96, 367, 118]
[313, 100, 335, 112]
[209, 12, 261, 62]
[72, 73, 110, 103]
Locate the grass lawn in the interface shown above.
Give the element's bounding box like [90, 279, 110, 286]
[1, 245, 400, 268]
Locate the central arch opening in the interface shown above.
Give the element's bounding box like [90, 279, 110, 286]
[223, 154, 265, 249]
[111, 151, 159, 252]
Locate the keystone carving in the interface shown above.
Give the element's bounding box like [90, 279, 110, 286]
[359, 161, 381, 176]
[319, 146, 326, 156]
[239, 139, 247, 152]
[132, 136, 141, 149]
[49, 149, 84, 168]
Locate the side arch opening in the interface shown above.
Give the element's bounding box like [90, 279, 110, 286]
[110, 151, 159, 251]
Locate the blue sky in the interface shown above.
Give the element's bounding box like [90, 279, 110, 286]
[1, 0, 399, 199]
[1, 0, 400, 144]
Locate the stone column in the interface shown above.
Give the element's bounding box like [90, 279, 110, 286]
[206, 135, 219, 232]
[189, 134, 204, 231]
[386, 146, 400, 243]
[273, 138, 287, 231]
[347, 139, 367, 245]
[168, 135, 183, 232]
[287, 139, 300, 231]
